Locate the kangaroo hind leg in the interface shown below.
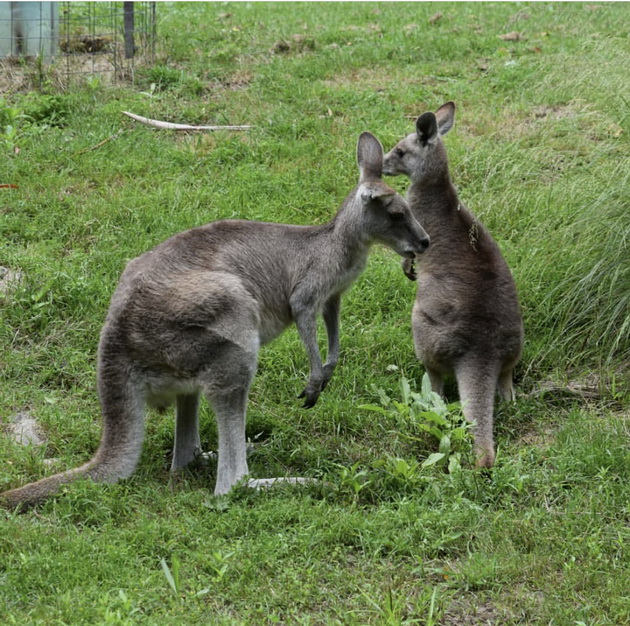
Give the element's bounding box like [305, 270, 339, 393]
[171, 393, 202, 471]
[200, 339, 258, 496]
[497, 368, 516, 402]
[425, 365, 445, 397]
[454, 361, 499, 469]
[208, 384, 252, 496]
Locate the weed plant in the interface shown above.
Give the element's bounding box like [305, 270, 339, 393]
[1, 2, 629, 623]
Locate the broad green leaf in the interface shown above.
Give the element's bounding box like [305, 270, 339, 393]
[419, 411, 449, 426]
[160, 558, 179, 595]
[448, 455, 462, 474]
[439, 434, 451, 455]
[401, 376, 411, 404]
[421, 452, 445, 468]
[358, 403, 390, 416]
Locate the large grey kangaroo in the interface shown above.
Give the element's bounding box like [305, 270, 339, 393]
[2, 132, 430, 510]
[383, 102, 524, 468]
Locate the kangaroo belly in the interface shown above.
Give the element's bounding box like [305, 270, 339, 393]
[411, 300, 468, 373]
[411, 273, 522, 372]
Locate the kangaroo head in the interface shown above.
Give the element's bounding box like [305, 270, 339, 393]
[382, 101, 455, 185]
[355, 132, 430, 257]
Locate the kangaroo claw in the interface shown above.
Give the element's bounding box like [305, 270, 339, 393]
[298, 387, 320, 408]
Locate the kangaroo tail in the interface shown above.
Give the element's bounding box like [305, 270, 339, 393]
[1, 461, 101, 511]
[1, 369, 145, 512]
[454, 360, 500, 469]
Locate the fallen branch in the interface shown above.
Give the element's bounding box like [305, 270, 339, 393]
[246, 477, 318, 490]
[122, 111, 251, 131]
[0, 184, 18, 189]
[76, 129, 124, 155]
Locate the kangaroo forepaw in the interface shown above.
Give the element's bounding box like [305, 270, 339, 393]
[298, 386, 321, 409]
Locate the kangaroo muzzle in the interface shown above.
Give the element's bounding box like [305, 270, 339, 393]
[406, 223, 430, 257]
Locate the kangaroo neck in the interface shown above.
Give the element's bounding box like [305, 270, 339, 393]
[325, 203, 372, 267]
[409, 175, 458, 206]
[407, 178, 475, 246]
[408, 178, 459, 218]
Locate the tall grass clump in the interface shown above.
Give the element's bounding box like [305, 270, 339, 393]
[516, 158, 630, 375]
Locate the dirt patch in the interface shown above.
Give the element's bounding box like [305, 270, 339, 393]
[0, 50, 151, 93]
[531, 104, 582, 121]
[270, 34, 316, 55]
[220, 68, 253, 91]
[528, 371, 617, 404]
[341, 22, 383, 34]
[0, 266, 23, 296]
[0, 58, 33, 93]
[5, 412, 46, 446]
[443, 594, 503, 625]
[321, 66, 434, 94]
[467, 101, 614, 146]
[518, 424, 558, 449]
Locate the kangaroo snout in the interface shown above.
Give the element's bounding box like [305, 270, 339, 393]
[411, 233, 430, 256]
[406, 222, 430, 257]
[382, 150, 408, 178]
[382, 158, 397, 177]
[402, 240, 429, 259]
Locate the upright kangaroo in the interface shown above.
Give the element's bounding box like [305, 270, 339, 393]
[383, 102, 524, 468]
[2, 132, 430, 510]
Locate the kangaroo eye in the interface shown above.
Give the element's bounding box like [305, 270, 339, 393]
[395, 148, 404, 158]
[390, 212, 405, 221]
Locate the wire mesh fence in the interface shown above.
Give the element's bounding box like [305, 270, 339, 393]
[0, 1, 156, 92]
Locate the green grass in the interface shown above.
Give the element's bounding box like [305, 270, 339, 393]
[1, 2, 629, 623]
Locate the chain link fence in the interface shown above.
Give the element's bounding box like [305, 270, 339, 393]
[0, 1, 156, 91]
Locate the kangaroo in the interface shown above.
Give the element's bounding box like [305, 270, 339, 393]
[1, 132, 430, 510]
[382, 102, 524, 468]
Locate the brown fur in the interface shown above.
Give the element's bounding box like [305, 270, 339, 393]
[383, 103, 524, 467]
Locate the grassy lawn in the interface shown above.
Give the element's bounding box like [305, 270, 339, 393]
[1, 2, 629, 623]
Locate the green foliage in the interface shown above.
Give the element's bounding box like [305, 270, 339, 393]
[362, 374, 472, 473]
[0, 99, 25, 148]
[0, 100, 23, 129]
[0, 93, 70, 150]
[142, 64, 184, 91]
[19, 93, 69, 125]
[1, 2, 629, 624]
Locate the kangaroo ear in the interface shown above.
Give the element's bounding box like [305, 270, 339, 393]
[435, 101, 455, 136]
[416, 112, 439, 146]
[357, 131, 384, 181]
[359, 181, 395, 206]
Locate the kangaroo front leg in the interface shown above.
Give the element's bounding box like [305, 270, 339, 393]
[291, 295, 324, 408]
[321, 294, 340, 391]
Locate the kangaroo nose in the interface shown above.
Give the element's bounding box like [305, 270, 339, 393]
[415, 234, 430, 254]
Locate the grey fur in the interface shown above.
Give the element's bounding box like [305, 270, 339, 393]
[383, 102, 524, 468]
[1, 132, 430, 510]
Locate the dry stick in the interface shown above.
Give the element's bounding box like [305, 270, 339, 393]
[76, 130, 125, 155]
[121, 111, 252, 131]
